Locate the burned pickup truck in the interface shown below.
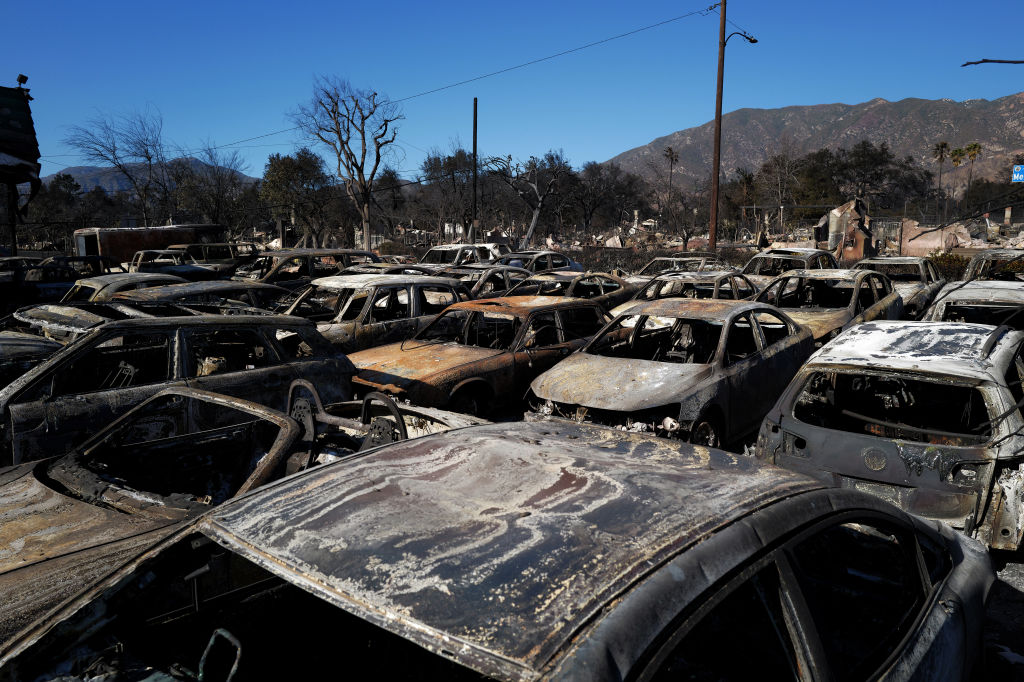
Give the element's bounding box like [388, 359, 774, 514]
[0, 315, 354, 465]
[756, 321, 1024, 551]
[529, 299, 813, 447]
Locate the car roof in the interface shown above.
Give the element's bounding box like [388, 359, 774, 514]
[649, 270, 736, 282]
[199, 420, 821, 678]
[450, 295, 593, 315]
[855, 256, 926, 265]
[773, 268, 866, 281]
[73, 273, 185, 287]
[85, 314, 313, 331]
[808, 320, 1022, 382]
[757, 248, 830, 256]
[309, 274, 462, 289]
[622, 298, 773, 321]
[257, 249, 377, 258]
[114, 280, 289, 300]
[935, 280, 1024, 303]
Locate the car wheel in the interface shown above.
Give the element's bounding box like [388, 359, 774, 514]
[450, 387, 490, 417]
[690, 415, 721, 448]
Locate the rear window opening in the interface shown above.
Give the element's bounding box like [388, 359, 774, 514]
[939, 303, 1024, 328]
[792, 371, 992, 445]
[14, 536, 489, 681]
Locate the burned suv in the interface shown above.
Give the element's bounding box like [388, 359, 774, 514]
[756, 321, 1024, 551]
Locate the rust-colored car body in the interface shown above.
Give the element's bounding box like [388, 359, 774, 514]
[755, 268, 904, 344]
[349, 296, 610, 412]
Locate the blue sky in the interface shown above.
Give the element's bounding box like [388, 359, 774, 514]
[7, 0, 1022, 180]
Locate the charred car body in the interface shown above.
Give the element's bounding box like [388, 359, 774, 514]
[755, 268, 904, 345]
[282, 274, 470, 352]
[0, 421, 993, 681]
[0, 315, 354, 465]
[437, 263, 532, 298]
[609, 270, 759, 317]
[60, 273, 187, 302]
[231, 249, 380, 290]
[494, 249, 584, 272]
[756, 321, 1024, 551]
[963, 248, 1024, 281]
[112, 280, 291, 310]
[349, 296, 610, 413]
[741, 247, 840, 288]
[127, 250, 219, 281]
[626, 253, 732, 284]
[504, 270, 636, 311]
[853, 256, 945, 319]
[924, 280, 1024, 329]
[529, 299, 813, 446]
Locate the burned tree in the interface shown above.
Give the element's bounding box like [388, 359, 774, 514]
[488, 151, 570, 249]
[64, 109, 170, 226]
[294, 77, 403, 250]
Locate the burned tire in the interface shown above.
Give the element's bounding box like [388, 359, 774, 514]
[690, 415, 722, 448]
[449, 387, 490, 417]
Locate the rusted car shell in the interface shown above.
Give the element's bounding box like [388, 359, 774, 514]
[741, 247, 839, 288]
[0, 387, 300, 644]
[529, 299, 813, 444]
[350, 296, 605, 409]
[755, 268, 904, 343]
[60, 273, 188, 302]
[437, 263, 532, 298]
[756, 321, 1024, 550]
[504, 271, 636, 310]
[112, 280, 289, 307]
[610, 270, 758, 317]
[963, 248, 1024, 281]
[2, 421, 995, 681]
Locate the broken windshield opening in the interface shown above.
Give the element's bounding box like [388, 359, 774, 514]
[45, 394, 282, 515]
[769, 278, 854, 310]
[742, 256, 804, 276]
[792, 371, 992, 445]
[939, 303, 1024, 329]
[508, 279, 568, 297]
[857, 263, 922, 282]
[416, 310, 520, 349]
[588, 315, 721, 364]
[636, 279, 717, 302]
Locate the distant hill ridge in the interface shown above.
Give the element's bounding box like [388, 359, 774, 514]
[607, 92, 1024, 191]
[43, 157, 259, 194]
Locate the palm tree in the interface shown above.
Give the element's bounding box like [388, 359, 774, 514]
[950, 148, 966, 207]
[932, 141, 949, 196]
[965, 142, 982, 203]
[663, 146, 679, 232]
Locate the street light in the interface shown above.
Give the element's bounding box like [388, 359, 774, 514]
[708, 0, 756, 251]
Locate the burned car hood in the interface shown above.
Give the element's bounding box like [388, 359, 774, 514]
[0, 462, 166, 575]
[779, 308, 851, 340]
[531, 353, 713, 411]
[893, 281, 925, 299]
[353, 342, 505, 389]
[0, 331, 63, 361]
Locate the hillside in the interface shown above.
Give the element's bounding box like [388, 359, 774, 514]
[42, 157, 259, 193]
[607, 92, 1024, 193]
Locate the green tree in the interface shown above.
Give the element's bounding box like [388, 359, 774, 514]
[260, 148, 340, 247]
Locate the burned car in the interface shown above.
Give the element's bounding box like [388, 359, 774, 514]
[755, 268, 904, 345]
[231, 248, 380, 290]
[38, 255, 126, 277]
[963, 248, 1024, 281]
[504, 270, 636, 311]
[165, 242, 259, 276]
[127, 249, 219, 281]
[853, 256, 945, 319]
[437, 263, 532, 298]
[349, 296, 610, 413]
[529, 299, 813, 446]
[282, 274, 470, 352]
[609, 270, 759, 317]
[0, 333, 62, 388]
[494, 249, 584, 272]
[626, 253, 732, 284]
[924, 280, 1024, 329]
[756, 321, 1024, 551]
[0, 315, 354, 465]
[60, 272, 187, 302]
[0, 388, 300, 644]
[0, 421, 993, 681]
[418, 242, 508, 266]
[741, 247, 839, 287]
[112, 280, 291, 310]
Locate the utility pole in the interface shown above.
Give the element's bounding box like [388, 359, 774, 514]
[472, 97, 479, 244]
[709, 2, 756, 251]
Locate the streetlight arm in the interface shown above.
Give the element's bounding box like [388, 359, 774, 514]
[725, 31, 757, 45]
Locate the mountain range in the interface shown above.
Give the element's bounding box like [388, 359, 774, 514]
[42, 158, 259, 194]
[606, 92, 1024, 193]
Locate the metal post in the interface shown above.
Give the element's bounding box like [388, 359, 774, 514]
[709, 0, 727, 252]
[472, 97, 479, 244]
